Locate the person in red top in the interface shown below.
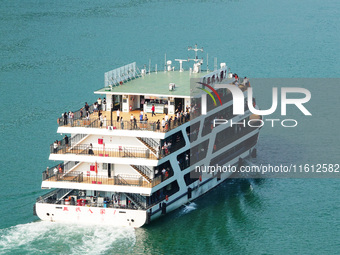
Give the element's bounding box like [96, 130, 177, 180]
[151, 104, 156, 117]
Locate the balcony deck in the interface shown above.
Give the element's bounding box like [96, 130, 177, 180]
[52, 144, 158, 160]
[43, 172, 163, 188]
[58, 108, 196, 133]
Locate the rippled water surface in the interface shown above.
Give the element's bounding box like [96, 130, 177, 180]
[0, 0, 339, 254]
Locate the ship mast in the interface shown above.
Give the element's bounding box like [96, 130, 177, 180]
[188, 44, 204, 73]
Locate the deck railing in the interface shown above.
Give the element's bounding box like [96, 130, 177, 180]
[57, 103, 95, 126]
[36, 188, 73, 203]
[57, 111, 196, 132]
[50, 143, 157, 160]
[50, 134, 87, 154]
[36, 189, 140, 210]
[43, 171, 164, 188]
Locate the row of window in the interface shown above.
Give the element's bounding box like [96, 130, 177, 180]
[210, 134, 258, 166]
[213, 116, 257, 152]
[177, 139, 209, 171]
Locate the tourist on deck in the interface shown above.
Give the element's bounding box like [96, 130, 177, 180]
[120, 117, 124, 129]
[53, 167, 58, 176]
[53, 140, 58, 153]
[116, 109, 120, 122]
[164, 142, 168, 155]
[181, 111, 185, 123]
[88, 143, 94, 155]
[103, 97, 106, 111]
[58, 164, 63, 174]
[80, 108, 84, 118]
[156, 119, 160, 131]
[168, 116, 172, 130]
[84, 102, 90, 112]
[63, 112, 68, 125]
[97, 98, 102, 111]
[133, 116, 137, 129]
[99, 114, 103, 128]
[177, 102, 182, 113]
[151, 104, 156, 117]
[185, 154, 189, 167]
[64, 135, 69, 148]
[161, 118, 165, 131]
[45, 167, 49, 178]
[167, 140, 172, 152]
[164, 113, 168, 122]
[184, 111, 189, 122]
[93, 102, 98, 112]
[103, 116, 107, 128]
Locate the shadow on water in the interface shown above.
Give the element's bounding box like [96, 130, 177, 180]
[131, 178, 266, 255]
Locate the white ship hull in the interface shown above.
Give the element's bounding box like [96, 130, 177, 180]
[35, 203, 147, 228]
[35, 141, 257, 227]
[35, 55, 261, 228]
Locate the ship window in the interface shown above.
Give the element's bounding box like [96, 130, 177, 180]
[210, 134, 258, 166]
[148, 180, 180, 206]
[202, 105, 234, 137]
[213, 117, 257, 153]
[186, 121, 200, 142]
[154, 160, 173, 179]
[184, 170, 199, 186]
[160, 131, 185, 158]
[177, 139, 209, 171]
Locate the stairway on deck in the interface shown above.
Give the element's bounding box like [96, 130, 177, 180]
[131, 165, 152, 183]
[137, 137, 158, 156]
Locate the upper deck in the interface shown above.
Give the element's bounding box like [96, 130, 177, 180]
[95, 70, 205, 98]
[57, 61, 250, 136]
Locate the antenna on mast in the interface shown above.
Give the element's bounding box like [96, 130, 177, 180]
[188, 44, 203, 60]
[188, 44, 204, 73]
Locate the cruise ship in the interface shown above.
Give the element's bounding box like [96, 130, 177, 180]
[34, 46, 262, 227]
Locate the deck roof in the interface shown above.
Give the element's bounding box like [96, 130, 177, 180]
[95, 71, 205, 98]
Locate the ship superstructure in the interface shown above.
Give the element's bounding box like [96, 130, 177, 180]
[34, 46, 261, 227]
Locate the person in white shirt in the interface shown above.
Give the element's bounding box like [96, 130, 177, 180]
[116, 109, 120, 122]
[161, 118, 165, 131]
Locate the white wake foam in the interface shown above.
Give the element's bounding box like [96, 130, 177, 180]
[0, 221, 135, 255]
[181, 202, 198, 214]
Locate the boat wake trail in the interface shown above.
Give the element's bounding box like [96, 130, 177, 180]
[181, 202, 198, 215]
[0, 221, 135, 255]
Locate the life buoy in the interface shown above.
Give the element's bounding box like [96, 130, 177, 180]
[165, 195, 169, 201]
[129, 105, 132, 111]
[165, 171, 169, 178]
